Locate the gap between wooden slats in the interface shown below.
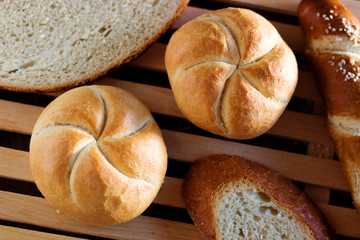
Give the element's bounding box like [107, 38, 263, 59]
[304, 184, 331, 203]
[0, 191, 201, 240]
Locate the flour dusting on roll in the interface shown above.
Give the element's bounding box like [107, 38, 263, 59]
[165, 7, 298, 140]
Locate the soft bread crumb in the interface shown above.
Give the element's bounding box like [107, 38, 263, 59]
[216, 184, 310, 240]
[182, 155, 335, 240]
[0, 0, 188, 92]
[329, 116, 360, 136]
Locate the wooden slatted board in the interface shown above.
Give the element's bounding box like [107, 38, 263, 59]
[1, 0, 360, 239]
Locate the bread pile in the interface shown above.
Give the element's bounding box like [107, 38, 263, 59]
[298, 0, 360, 215]
[21, 1, 343, 236]
[165, 7, 298, 140]
[182, 155, 336, 240]
[0, 0, 189, 92]
[29, 86, 167, 225]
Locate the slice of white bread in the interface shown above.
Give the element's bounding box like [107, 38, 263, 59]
[0, 0, 189, 92]
[182, 154, 336, 240]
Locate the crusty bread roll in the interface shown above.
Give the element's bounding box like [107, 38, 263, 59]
[182, 155, 336, 240]
[0, 0, 189, 92]
[298, 0, 360, 216]
[29, 85, 167, 225]
[165, 7, 298, 140]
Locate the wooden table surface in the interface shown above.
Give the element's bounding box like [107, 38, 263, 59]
[1, 0, 360, 239]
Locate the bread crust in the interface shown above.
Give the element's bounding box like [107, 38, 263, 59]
[298, 0, 360, 215]
[29, 85, 167, 225]
[298, 0, 360, 48]
[165, 8, 298, 140]
[0, 0, 190, 93]
[329, 126, 360, 210]
[182, 154, 336, 240]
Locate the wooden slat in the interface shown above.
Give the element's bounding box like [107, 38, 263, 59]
[144, 6, 319, 105]
[203, 0, 360, 18]
[1, 145, 356, 236]
[0, 140, 351, 230]
[0, 94, 339, 190]
[162, 131, 346, 191]
[0, 143, 358, 234]
[0, 100, 42, 135]
[0, 79, 333, 145]
[212, 0, 300, 15]
[83, 78, 333, 145]
[0, 147, 33, 182]
[130, 43, 322, 102]
[170, 6, 208, 31]
[260, 21, 306, 52]
[0, 146, 184, 208]
[131, 43, 167, 72]
[155, 176, 184, 208]
[0, 191, 201, 240]
[0, 225, 83, 240]
[0, 125, 348, 191]
[170, 6, 306, 52]
[1, 189, 359, 238]
[318, 203, 360, 238]
[271, 111, 331, 145]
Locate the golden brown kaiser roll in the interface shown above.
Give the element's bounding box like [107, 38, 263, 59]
[29, 85, 167, 225]
[165, 7, 298, 140]
[298, 0, 360, 215]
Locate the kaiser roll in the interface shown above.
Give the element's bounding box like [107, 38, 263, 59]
[29, 85, 167, 225]
[165, 7, 298, 139]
